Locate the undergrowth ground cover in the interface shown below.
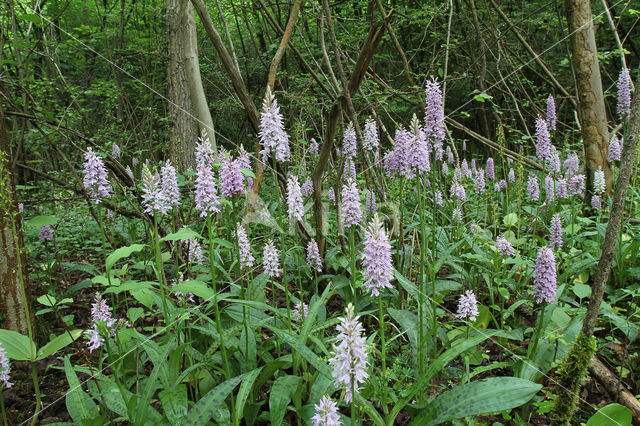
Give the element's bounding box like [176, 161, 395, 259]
[1, 72, 639, 426]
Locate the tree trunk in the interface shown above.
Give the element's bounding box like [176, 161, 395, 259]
[0, 110, 32, 335]
[565, 0, 613, 195]
[167, 0, 199, 171]
[183, 1, 216, 150]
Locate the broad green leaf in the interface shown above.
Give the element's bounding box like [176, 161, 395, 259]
[25, 215, 57, 227]
[131, 288, 155, 308]
[269, 375, 301, 425]
[173, 280, 215, 301]
[394, 269, 419, 300]
[159, 384, 188, 424]
[586, 403, 632, 426]
[572, 283, 591, 299]
[389, 331, 497, 424]
[240, 324, 257, 371]
[410, 377, 541, 425]
[64, 356, 99, 423]
[184, 374, 244, 425]
[127, 307, 145, 324]
[234, 367, 262, 425]
[0, 329, 36, 360]
[387, 307, 419, 361]
[503, 213, 518, 227]
[37, 329, 82, 360]
[105, 244, 145, 276]
[160, 228, 202, 242]
[36, 294, 57, 306]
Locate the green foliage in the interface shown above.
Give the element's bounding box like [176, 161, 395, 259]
[411, 377, 542, 425]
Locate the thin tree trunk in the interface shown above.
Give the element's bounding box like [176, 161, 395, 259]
[0, 110, 32, 335]
[167, 0, 199, 171]
[565, 0, 613, 196]
[183, 1, 216, 150]
[312, 20, 387, 253]
[550, 68, 640, 425]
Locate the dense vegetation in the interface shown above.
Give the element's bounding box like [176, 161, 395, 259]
[0, 0, 639, 425]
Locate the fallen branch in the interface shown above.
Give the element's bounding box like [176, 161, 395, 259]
[589, 357, 640, 422]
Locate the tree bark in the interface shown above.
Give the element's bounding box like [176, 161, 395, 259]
[0, 110, 32, 335]
[167, 0, 199, 171]
[589, 357, 640, 422]
[565, 0, 613, 195]
[183, 0, 216, 150]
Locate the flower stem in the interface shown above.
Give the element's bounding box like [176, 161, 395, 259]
[1, 390, 7, 426]
[29, 362, 41, 426]
[208, 217, 231, 380]
[349, 227, 357, 311]
[378, 297, 389, 416]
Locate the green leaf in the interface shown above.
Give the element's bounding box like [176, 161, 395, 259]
[0, 329, 36, 360]
[36, 294, 57, 306]
[240, 168, 256, 179]
[25, 215, 57, 227]
[388, 307, 419, 361]
[134, 342, 172, 425]
[410, 377, 541, 425]
[394, 269, 419, 300]
[160, 228, 202, 242]
[64, 356, 99, 423]
[234, 368, 262, 425]
[159, 384, 189, 424]
[389, 331, 497, 424]
[127, 307, 145, 324]
[184, 374, 244, 425]
[262, 325, 332, 379]
[131, 288, 155, 309]
[355, 393, 385, 426]
[37, 330, 82, 360]
[19, 13, 42, 24]
[503, 213, 519, 227]
[172, 280, 215, 301]
[105, 244, 146, 277]
[269, 375, 301, 425]
[586, 403, 632, 426]
[572, 283, 592, 299]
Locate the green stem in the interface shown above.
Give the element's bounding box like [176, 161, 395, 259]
[529, 306, 546, 366]
[418, 179, 427, 377]
[378, 297, 389, 416]
[1, 390, 7, 426]
[349, 227, 357, 311]
[152, 216, 170, 323]
[208, 217, 231, 380]
[430, 168, 438, 357]
[29, 362, 41, 426]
